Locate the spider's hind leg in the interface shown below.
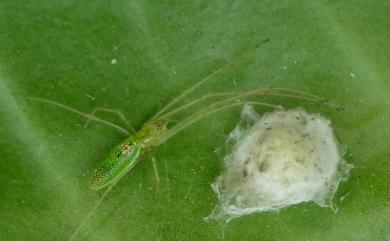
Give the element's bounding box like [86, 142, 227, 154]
[84, 107, 136, 134]
[27, 97, 130, 135]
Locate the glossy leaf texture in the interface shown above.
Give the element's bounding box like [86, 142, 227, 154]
[0, 1, 389, 241]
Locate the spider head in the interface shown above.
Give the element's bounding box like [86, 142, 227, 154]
[136, 120, 168, 147]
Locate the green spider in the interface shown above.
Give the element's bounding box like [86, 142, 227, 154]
[29, 39, 337, 241]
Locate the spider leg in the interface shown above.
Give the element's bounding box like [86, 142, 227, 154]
[28, 97, 130, 135]
[150, 39, 270, 121]
[84, 107, 135, 134]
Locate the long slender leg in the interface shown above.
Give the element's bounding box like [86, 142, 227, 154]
[84, 107, 136, 134]
[28, 97, 130, 135]
[154, 87, 331, 122]
[145, 148, 160, 183]
[155, 85, 338, 146]
[156, 91, 239, 121]
[150, 39, 270, 121]
[151, 156, 160, 183]
[154, 99, 279, 146]
[68, 180, 119, 241]
[153, 88, 265, 121]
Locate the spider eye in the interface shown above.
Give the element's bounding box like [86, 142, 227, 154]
[155, 122, 163, 130]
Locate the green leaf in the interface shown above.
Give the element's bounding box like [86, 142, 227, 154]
[0, 1, 389, 241]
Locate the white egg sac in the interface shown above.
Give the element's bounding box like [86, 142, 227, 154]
[208, 105, 352, 222]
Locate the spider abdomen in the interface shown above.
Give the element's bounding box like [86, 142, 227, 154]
[90, 137, 142, 190]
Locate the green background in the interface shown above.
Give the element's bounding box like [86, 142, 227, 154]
[0, 1, 389, 241]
